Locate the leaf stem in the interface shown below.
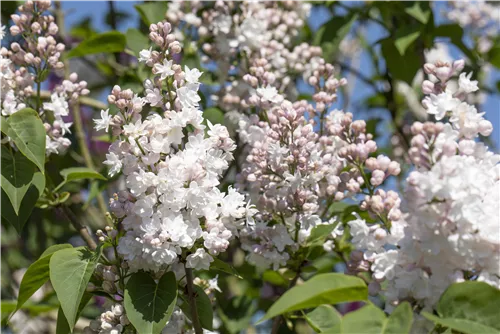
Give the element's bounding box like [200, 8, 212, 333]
[184, 265, 203, 334]
[36, 80, 41, 113]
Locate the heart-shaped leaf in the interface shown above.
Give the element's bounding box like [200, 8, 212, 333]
[6, 108, 46, 173]
[1, 147, 38, 214]
[124, 271, 178, 334]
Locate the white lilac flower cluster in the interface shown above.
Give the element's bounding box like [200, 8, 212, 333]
[166, 2, 338, 117]
[1, 1, 89, 155]
[347, 60, 499, 326]
[237, 60, 402, 270]
[96, 20, 254, 273]
[444, 1, 500, 53]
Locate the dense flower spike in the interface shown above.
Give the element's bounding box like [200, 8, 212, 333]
[348, 59, 499, 332]
[1, 1, 89, 155]
[236, 55, 401, 270]
[96, 20, 254, 273]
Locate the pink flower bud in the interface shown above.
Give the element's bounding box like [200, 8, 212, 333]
[453, 59, 465, 72]
[423, 63, 436, 74]
[422, 80, 435, 94]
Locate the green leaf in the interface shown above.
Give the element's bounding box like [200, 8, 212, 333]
[1, 147, 37, 214]
[0, 146, 45, 233]
[261, 273, 367, 321]
[210, 258, 242, 278]
[326, 303, 413, 334]
[434, 24, 477, 62]
[488, 46, 500, 69]
[134, 2, 169, 26]
[61, 167, 105, 182]
[67, 31, 126, 58]
[1, 1, 18, 22]
[203, 107, 225, 125]
[6, 108, 46, 173]
[385, 302, 413, 334]
[329, 304, 385, 333]
[381, 38, 421, 84]
[50, 247, 100, 331]
[124, 271, 177, 334]
[181, 285, 214, 331]
[217, 296, 257, 334]
[17, 244, 73, 313]
[55, 167, 106, 192]
[56, 293, 92, 334]
[41, 243, 74, 258]
[327, 201, 351, 217]
[316, 14, 358, 60]
[307, 224, 336, 244]
[305, 305, 342, 332]
[1, 167, 44, 233]
[366, 118, 382, 139]
[395, 31, 421, 56]
[2, 300, 58, 320]
[126, 28, 149, 56]
[422, 281, 500, 334]
[263, 270, 288, 287]
[422, 313, 498, 334]
[404, 2, 431, 24]
[434, 24, 463, 41]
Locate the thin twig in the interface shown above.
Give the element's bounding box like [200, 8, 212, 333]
[59, 206, 97, 250]
[184, 265, 203, 334]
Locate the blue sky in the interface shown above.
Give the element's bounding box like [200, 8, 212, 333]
[61, 1, 499, 147]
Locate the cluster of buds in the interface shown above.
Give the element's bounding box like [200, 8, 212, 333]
[84, 304, 129, 334]
[54, 73, 90, 101]
[91, 264, 122, 296]
[346, 249, 371, 276]
[95, 225, 118, 243]
[10, 1, 53, 34]
[422, 59, 465, 93]
[109, 191, 135, 219]
[148, 21, 181, 55]
[10, 1, 64, 71]
[193, 275, 222, 296]
[107, 85, 145, 131]
[2, 1, 90, 156]
[364, 155, 401, 187]
[308, 60, 347, 114]
[361, 189, 402, 224]
[408, 121, 447, 169]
